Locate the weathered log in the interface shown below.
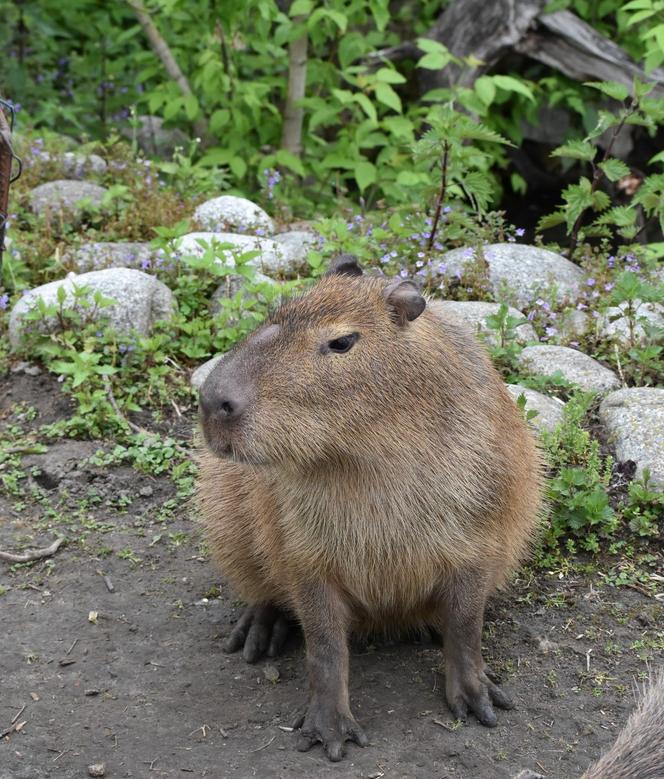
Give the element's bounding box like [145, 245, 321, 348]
[422, 0, 547, 88]
[366, 0, 664, 99]
[517, 10, 664, 98]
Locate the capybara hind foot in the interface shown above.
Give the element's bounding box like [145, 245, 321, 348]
[294, 698, 368, 762]
[445, 663, 514, 726]
[224, 603, 290, 663]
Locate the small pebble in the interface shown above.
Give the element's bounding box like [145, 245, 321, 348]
[139, 486, 154, 497]
[88, 764, 105, 777]
[263, 664, 280, 683]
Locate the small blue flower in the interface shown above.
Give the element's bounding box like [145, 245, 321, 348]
[0, 293, 9, 310]
[515, 227, 525, 237]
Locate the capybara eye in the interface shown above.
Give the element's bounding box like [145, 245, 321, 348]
[327, 334, 358, 353]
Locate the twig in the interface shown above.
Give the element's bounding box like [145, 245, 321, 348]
[103, 377, 152, 437]
[427, 141, 450, 251]
[0, 720, 25, 738]
[250, 734, 276, 752]
[432, 718, 455, 731]
[11, 705, 26, 724]
[0, 537, 64, 563]
[103, 377, 189, 453]
[103, 575, 115, 593]
[613, 344, 626, 387]
[66, 639, 78, 656]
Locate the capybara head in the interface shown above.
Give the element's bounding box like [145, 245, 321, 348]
[199, 256, 430, 468]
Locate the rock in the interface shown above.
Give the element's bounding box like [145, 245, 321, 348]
[123, 114, 188, 157]
[24, 441, 101, 490]
[210, 272, 275, 316]
[88, 764, 105, 778]
[262, 664, 280, 683]
[64, 242, 159, 273]
[599, 388, 664, 487]
[36, 151, 107, 179]
[272, 230, 318, 264]
[438, 244, 585, 307]
[191, 355, 225, 390]
[429, 300, 537, 344]
[505, 384, 566, 433]
[30, 180, 108, 224]
[558, 308, 590, 341]
[518, 345, 620, 392]
[9, 268, 174, 348]
[193, 195, 274, 234]
[175, 232, 301, 276]
[599, 300, 664, 346]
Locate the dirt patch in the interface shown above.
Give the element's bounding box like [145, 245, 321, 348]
[1, 373, 662, 779]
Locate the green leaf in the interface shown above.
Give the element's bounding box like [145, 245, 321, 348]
[375, 82, 402, 113]
[184, 93, 199, 121]
[274, 149, 305, 176]
[562, 180, 594, 231]
[375, 67, 407, 84]
[210, 109, 230, 134]
[198, 148, 234, 167]
[599, 158, 631, 181]
[353, 93, 378, 123]
[649, 149, 664, 165]
[163, 97, 183, 121]
[396, 170, 429, 186]
[584, 80, 629, 101]
[355, 160, 377, 191]
[474, 76, 496, 106]
[369, 0, 390, 30]
[229, 156, 247, 178]
[621, 0, 654, 11]
[492, 75, 535, 102]
[551, 139, 597, 162]
[415, 38, 452, 70]
[289, 0, 313, 15]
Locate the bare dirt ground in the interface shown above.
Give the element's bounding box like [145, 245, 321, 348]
[1, 373, 662, 779]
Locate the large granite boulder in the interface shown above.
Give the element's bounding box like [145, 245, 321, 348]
[30, 180, 108, 224]
[9, 268, 174, 347]
[429, 300, 537, 345]
[518, 345, 620, 392]
[193, 195, 274, 234]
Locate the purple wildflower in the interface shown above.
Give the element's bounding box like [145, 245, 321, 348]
[0, 293, 9, 310]
[515, 227, 525, 237]
[586, 278, 596, 287]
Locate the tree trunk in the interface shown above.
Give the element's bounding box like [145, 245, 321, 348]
[281, 17, 309, 156]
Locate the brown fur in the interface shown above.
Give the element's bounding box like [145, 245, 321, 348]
[581, 669, 664, 779]
[515, 669, 664, 779]
[198, 274, 542, 624]
[196, 267, 544, 757]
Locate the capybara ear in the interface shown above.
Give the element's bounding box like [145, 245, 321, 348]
[326, 254, 363, 277]
[383, 280, 426, 325]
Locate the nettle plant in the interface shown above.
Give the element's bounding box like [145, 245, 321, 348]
[538, 79, 664, 258]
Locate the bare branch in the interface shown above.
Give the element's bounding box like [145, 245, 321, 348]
[0, 537, 65, 564]
[126, 0, 212, 145]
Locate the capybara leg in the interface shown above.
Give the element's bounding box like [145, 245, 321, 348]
[293, 580, 368, 762]
[224, 603, 291, 663]
[435, 570, 513, 727]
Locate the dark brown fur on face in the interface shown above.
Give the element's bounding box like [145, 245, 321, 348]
[197, 257, 544, 761]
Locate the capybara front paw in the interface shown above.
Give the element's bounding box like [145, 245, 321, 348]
[294, 698, 368, 762]
[445, 666, 513, 727]
[223, 603, 290, 663]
